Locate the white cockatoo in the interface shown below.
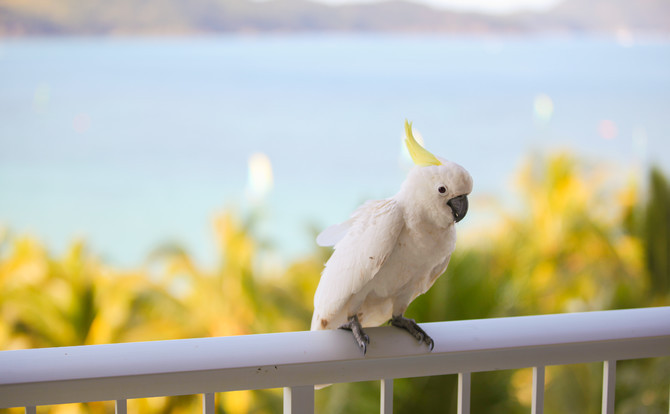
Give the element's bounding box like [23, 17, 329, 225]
[311, 121, 473, 354]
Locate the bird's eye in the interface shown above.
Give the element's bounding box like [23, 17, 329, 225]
[438, 186, 447, 195]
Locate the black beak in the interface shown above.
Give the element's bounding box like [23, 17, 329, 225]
[447, 194, 469, 223]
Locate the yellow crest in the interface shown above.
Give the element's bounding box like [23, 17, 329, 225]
[404, 120, 442, 167]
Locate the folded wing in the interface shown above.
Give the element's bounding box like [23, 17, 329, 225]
[312, 199, 405, 329]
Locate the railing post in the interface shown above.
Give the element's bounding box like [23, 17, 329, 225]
[25, 407, 36, 414]
[532, 366, 545, 414]
[203, 393, 215, 414]
[283, 386, 314, 414]
[458, 372, 471, 414]
[381, 379, 393, 414]
[115, 399, 127, 414]
[601, 360, 616, 414]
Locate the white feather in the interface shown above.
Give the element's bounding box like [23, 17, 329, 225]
[316, 221, 352, 247]
[312, 199, 404, 330]
[311, 158, 473, 332]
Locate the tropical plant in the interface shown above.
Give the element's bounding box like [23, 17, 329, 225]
[1, 153, 668, 413]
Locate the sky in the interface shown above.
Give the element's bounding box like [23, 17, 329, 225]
[314, 0, 563, 14]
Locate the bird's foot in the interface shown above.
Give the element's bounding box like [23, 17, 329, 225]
[339, 314, 370, 354]
[390, 315, 434, 351]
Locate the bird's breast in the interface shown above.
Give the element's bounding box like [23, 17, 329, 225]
[369, 226, 455, 298]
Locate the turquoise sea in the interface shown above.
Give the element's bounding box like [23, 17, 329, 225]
[1, 35, 669, 267]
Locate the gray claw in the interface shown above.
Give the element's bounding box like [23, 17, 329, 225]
[339, 315, 370, 355]
[390, 315, 434, 351]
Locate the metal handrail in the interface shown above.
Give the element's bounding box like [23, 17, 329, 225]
[2, 307, 669, 413]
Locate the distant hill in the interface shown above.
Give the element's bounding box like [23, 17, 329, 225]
[513, 0, 670, 35]
[0, 0, 668, 36]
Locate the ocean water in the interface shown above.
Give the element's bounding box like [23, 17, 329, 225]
[1, 35, 669, 267]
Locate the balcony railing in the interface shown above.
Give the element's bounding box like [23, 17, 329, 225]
[1, 307, 669, 414]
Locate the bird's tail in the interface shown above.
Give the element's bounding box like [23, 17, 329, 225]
[310, 311, 330, 331]
[311, 312, 333, 389]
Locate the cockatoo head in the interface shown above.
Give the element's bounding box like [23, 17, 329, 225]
[399, 121, 473, 228]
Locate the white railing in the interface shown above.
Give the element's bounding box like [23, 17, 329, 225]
[1, 307, 669, 414]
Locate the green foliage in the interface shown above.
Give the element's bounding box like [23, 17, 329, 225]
[0, 153, 668, 414]
[644, 167, 670, 297]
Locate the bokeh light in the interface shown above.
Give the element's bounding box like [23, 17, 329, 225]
[615, 27, 634, 47]
[72, 113, 91, 134]
[33, 83, 50, 114]
[632, 126, 648, 159]
[246, 152, 274, 201]
[533, 93, 554, 122]
[598, 119, 618, 140]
